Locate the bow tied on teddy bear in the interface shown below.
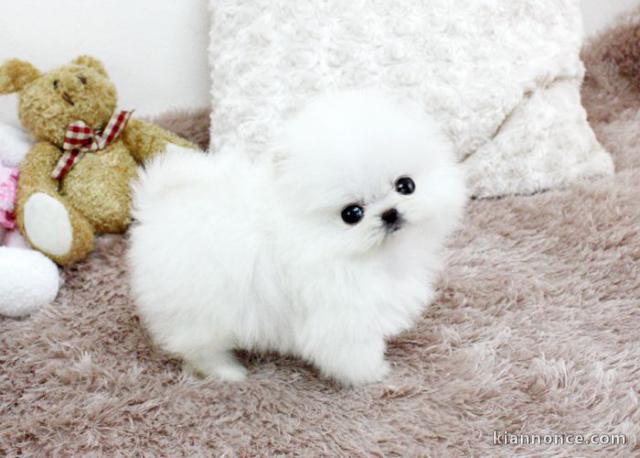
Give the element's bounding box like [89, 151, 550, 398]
[0, 55, 196, 268]
[53, 109, 133, 180]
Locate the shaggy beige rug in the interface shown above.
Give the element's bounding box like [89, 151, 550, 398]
[2, 14, 640, 457]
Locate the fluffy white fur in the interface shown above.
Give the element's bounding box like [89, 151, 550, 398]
[129, 92, 466, 385]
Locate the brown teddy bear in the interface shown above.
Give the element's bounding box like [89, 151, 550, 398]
[0, 55, 195, 265]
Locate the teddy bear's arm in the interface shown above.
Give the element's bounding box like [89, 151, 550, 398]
[122, 119, 197, 164]
[17, 142, 63, 196]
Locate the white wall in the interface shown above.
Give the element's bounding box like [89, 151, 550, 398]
[0, 0, 210, 126]
[1, 0, 638, 127]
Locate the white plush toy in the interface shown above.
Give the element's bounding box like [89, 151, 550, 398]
[0, 122, 59, 317]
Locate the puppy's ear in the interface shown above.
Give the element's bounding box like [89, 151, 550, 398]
[0, 59, 41, 94]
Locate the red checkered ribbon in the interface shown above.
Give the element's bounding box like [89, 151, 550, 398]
[51, 110, 133, 180]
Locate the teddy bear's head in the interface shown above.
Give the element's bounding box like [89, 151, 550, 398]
[0, 56, 117, 146]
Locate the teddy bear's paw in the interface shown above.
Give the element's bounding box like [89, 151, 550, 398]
[24, 192, 73, 257]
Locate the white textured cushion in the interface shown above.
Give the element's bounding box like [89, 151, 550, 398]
[208, 0, 613, 197]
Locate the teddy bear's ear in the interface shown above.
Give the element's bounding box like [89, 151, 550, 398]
[0, 59, 41, 94]
[72, 55, 109, 77]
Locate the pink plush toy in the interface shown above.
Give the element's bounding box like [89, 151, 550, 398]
[0, 123, 59, 317]
[0, 161, 18, 231]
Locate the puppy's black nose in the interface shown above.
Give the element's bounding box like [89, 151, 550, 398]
[381, 208, 400, 226]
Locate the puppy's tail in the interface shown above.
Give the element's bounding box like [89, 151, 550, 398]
[131, 144, 211, 218]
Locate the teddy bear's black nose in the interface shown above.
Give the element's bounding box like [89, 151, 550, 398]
[62, 92, 75, 106]
[381, 208, 401, 228]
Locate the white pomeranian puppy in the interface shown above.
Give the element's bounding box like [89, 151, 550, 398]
[129, 91, 466, 386]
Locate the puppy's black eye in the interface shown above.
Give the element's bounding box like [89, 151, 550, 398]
[341, 204, 365, 225]
[53, 80, 59, 90]
[395, 176, 415, 195]
[78, 76, 87, 85]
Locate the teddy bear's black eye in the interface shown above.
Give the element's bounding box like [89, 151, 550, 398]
[53, 80, 60, 90]
[341, 204, 365, 225]
[79, 76, 87, 85]
[395, 176, 415, 195]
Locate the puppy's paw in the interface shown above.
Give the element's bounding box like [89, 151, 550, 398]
[183, 351, 248, 382]
[333, 359, 391, 387]
[315, 341, 391, 386]
[212, 363, 248, 382]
